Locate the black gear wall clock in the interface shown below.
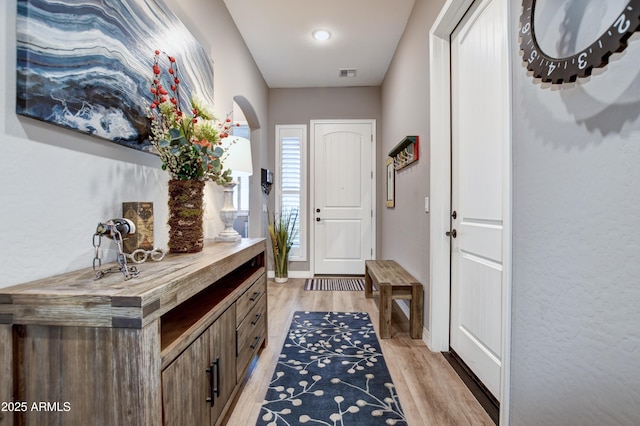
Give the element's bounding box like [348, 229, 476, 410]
[520, 0, 640, 84]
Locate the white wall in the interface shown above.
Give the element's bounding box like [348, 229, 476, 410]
[509, 5, 640, 425]
[0, 0, 268, 288]
[164, 0, 270, 245]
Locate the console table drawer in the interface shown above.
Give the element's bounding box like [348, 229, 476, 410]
[236, 293, 266, 380]
[235, 274, 265, 325]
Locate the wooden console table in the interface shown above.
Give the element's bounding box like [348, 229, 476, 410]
[0, 239, 267, 426]
[364, 260, 423, 339]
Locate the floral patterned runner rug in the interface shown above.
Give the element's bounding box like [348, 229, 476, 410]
[256, 311, 407, 425]
[304, 278, 365, 291]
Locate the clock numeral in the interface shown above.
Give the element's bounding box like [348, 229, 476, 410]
[521, 22, 530, 35]
[578, 52, 588, 70]
[614, 13, 631, 34]
[528, 49, 538, 64]
[547, 62, 556, 75]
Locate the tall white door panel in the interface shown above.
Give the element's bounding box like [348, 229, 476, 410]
[312, 121, 374, 275]
[450, 0, 508, 401]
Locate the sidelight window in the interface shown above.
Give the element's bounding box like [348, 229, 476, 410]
[275, 124, 307, 261]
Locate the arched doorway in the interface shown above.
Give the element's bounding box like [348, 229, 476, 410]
[232, 95, 262, 239]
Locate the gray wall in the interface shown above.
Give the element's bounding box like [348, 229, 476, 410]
[268, 87, 382, 273]
[380, 0, 445, 334]
[508, 2, 640, 424]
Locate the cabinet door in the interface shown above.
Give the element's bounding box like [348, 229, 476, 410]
[162, 328, 211, 426]
[210, 306, 237, 424]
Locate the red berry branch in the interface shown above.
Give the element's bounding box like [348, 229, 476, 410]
[147, 50, 241, 184]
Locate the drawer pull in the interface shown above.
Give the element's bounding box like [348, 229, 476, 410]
[250, 336, 261, 350]
[251, 313, 262, 325]
[205, 357, 220, 406]
[249, 290, 261, 301]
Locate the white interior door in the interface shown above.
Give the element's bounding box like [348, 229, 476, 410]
[312, 120, 374, 275]
[450, 0, 507, 401]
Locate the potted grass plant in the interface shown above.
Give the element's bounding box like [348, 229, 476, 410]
[268, 209, 298, 283]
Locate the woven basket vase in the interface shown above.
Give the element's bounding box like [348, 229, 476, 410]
[167, 179, 205, 253]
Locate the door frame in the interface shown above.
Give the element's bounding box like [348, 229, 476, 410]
[429, 0, 513, 423]
[309, 119, 377, 275]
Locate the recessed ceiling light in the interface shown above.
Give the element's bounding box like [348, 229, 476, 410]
[312, 29, 331, 41]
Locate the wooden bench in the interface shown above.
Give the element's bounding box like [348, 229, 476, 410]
[365, 260, 423, 339]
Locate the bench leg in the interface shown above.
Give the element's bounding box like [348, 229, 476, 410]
[380, 284, 392, 339]
[364, 266, 373, 298]
[410, 284, 424, 339]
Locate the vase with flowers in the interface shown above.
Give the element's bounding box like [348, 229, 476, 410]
[148, 50, 236, 253]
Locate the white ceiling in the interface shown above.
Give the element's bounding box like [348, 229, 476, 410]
[223, 0, 416, 88]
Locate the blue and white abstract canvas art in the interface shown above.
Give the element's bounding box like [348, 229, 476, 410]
[16, 0, 214, 151]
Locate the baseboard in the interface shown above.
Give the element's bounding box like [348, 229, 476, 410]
[422, 325, 431, 348]
[267, 270, 313, 279]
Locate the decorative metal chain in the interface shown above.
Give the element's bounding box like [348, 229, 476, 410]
[93, 225, 139, 281]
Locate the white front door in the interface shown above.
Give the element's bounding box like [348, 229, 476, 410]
[450, 0, 508, 401]
[312, 120, 375, 275]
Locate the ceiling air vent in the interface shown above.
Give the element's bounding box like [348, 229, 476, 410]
[339, 68, 357, 78]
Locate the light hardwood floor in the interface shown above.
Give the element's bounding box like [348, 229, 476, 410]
[222, 278, 494, 425]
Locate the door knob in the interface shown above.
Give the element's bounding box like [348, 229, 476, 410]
[316, 217, 321, 222]
[446, 229, 457, 238]
[451, 210, 457, 219]
[316, 208, 321, 213]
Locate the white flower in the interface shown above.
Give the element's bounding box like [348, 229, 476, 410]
[191, 93, 215, 120]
